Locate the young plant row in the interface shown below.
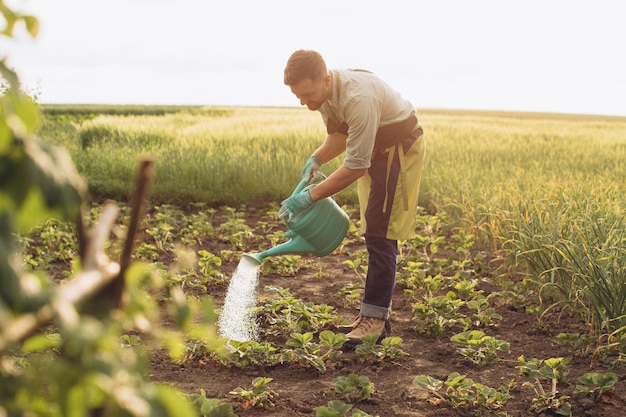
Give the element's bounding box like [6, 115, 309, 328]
[17, 202, 623, 358]
[15, 201, 624, 416]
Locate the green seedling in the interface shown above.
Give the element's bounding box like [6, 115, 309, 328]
[145, 223, 174, 252]
[517, 356, 572, 415]
[319, 330, 351, 367]
[405, 273, 446, 299]
[217, 207, 253, 249]
[330, 373, 375, 404]
[342, 257, 367, 281]
[230, 377, 278, 409]
[553, 332, 596, 357]
[283, 331, 350, 373]
[314, 400, 376, 417]
[354, 335, 408, 363]
[284, 332, 324, 372]
[314, 261, 331, 279]
[454, 279, 482, 300]
[187, 389, 237, 417]
[167, 250, 224, 290]
[413, 372, 512, 414]
[179, 208, 217, 245]
[222, 340, 281, 368]
[466, 296, 503, 327]
[574, 372, 617, 402]
[197, 250, 225, 284]
[35, 218, 79, 263]
[255, 286, 338, 334]
[450, 330, 510, 366]
[339, 282, 363, 309]
[411, 293, 470, 336]
[135, 242, 159, 261]
[261, 254, 302, 276]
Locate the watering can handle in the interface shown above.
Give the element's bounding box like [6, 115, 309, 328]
[292, 173, 327, 196]
[292, 179, 308, 196]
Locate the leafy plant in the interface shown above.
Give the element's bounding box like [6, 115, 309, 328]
[217, 207, 253, 249]
[553, 332, 596, 358]
[314, 400, 376, 417]
[261, 254, 303, 276]
[179, 206, 217, 245]
[454, 279, 482, 300]
[354, 335, 408, 363]
[188, 389, 238, 417]
[230, 377, 278, 409]
[339, 282, 363, 309]
[219, 340, 281, 368]
[516, 356, 572, 415]
[283, 331, 325, 372]
[466, 296, 503, 328]
[318, 330, 350, 366]
[329, 373, 375, 404]
[255, 286, 339, 334]
[450, 330, 510, 366]
[197, 250, 225, 284]
[411, 293, 470, 336]
[574, 371, 617, 402]
[413, 372, 512, 415]
[282, 330, 351, 373]
[1, 7, 200, 415]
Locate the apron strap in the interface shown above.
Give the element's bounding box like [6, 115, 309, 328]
[382, 143, 409, 213]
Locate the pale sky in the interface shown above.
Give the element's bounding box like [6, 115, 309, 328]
[4, 0, 625, 116]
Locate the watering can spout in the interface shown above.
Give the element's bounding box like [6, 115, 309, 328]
[243, 235, 317, 265]
[241, 253, 263, 266]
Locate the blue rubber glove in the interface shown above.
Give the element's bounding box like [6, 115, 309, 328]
[278, 187, 315, 220]
[301, 155, 321, 184]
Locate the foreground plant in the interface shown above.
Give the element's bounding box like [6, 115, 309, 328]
[0, 9, 207, 414]
[354, 334, 408, 364]
[314, 400, 377, 417]
[574, 371, 618, 403]
[255, 286, 339, 334]
[517, 356, 572, 415]
[411, 293, 470, 336]
[187, 389, 238, 417]
[413, 372, 512, 415]
[329, 373, 375, 404]
[230, 377, 278, 410]
[450, 330, 510, 366]
[283, 331, 328, 372]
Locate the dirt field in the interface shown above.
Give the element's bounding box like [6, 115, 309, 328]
[147, 205, 626, 417]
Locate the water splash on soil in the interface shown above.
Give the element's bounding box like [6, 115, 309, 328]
[217, 256, 261, 342]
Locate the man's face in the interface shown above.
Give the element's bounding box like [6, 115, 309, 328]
[289, 74, 331, 111]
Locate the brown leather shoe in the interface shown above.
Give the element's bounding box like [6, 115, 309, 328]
[336, 314, 364, 333]
[346, 316, 388, 345]
[337, 314, 391, 335]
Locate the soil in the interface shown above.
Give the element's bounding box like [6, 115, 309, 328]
[144, 205, 626, 417]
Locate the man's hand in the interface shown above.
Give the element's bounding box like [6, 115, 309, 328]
[301, 155, 321, 184]
[278, 187, 315, 220]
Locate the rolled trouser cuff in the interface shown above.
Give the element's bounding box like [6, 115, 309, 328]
[360, 303, 390, 320]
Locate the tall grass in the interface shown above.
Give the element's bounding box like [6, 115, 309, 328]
[51, 107, 344, 204]
[421, 111, 626, 335]
[38, 105, 626, 337]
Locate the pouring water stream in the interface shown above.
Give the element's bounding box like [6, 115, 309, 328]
[217, 178, 349, 342]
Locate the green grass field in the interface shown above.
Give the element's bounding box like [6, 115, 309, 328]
[38, 104, 626, 335]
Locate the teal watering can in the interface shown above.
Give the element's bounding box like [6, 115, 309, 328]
[243, 179, 350, 265]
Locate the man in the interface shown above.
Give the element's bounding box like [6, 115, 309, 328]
[279, 50, 425, 345]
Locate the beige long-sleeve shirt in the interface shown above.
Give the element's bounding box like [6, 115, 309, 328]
[318, 69, 415, 170]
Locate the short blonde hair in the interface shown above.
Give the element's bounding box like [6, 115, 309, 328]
[284, 50, 327, 86]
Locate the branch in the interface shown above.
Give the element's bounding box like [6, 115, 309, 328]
[0, 203, 121, 352]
